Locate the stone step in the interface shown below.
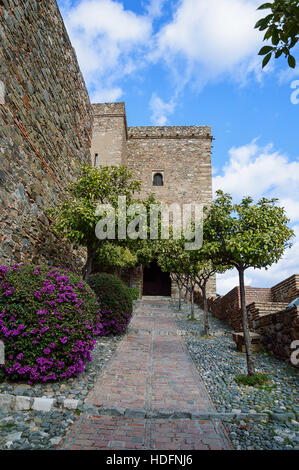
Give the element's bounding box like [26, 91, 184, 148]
[82, 404, 271, 423]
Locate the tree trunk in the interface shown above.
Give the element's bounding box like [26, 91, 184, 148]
[178, 286, 182, 311]
[238, 267, 255, 376]
[202, 284, 210, 336]
[190, 286, 195, 319]
[82, 246, 96, 280]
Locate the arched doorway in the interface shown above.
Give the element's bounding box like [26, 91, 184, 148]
[143, 261, 171, 296]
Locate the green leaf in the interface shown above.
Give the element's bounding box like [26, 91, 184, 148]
[262, 52, 272, 67]
[275, 49, 283, 58]
[288, 54, 296, 68]
[257, 3, 273, 10]
[271, 31, 280, 45]
[258, 45, 274, 55]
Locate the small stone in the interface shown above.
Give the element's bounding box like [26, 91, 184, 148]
[7, 432, 22, 442]
[63, 399, 79, 410]
[50, 437, 62, 446]
[0, 394, 13, 409]
[32, 397, 54, 412]
[14, 396, 32, 411]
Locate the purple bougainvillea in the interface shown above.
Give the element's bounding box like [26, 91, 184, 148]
[0, 264, 99, 384]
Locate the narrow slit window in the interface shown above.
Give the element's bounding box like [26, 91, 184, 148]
[153, 173, 163, 186]
[94, 153, 98, 167]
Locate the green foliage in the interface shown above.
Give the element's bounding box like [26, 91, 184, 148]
[50, 164, 158, 278]
[235, 373, 271, 386]
[128, 287, 140, 302]
[255, 0, 299, 68]
[204, 191, 294, 270]
[50, 164, 140, 249]
[96, 242, 138, 268]
[87, 273, 135, 336]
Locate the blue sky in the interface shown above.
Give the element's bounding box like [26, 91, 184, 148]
[57, 0, 299, 294]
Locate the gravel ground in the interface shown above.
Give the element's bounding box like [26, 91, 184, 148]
[0, 335, 121, 450]
[177, 305, 299, 450]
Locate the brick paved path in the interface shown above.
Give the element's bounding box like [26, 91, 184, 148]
[59, 298, 232, 450]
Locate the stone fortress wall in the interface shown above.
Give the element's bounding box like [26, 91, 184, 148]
[0, 0, 93, 270]
[91, 103, 127, 166]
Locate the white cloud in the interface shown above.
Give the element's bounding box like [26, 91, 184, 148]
[61, 0, 152, 103]
[67, 0, 151, 43]
[147, 0, 266, 122]
[150, 93, 176, 125]
[213, 140, 299, 221]
[214, 141, 299, 295]
[146, 0, 165, 18]
[91, 86, 122, 103]
[278, 66, 299, 85]
[156, 0, 263, 74]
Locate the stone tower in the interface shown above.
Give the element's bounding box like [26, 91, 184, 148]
[91, 102, 215, 298]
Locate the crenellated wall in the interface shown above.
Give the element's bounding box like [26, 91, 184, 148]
[0, 0, 93, 270]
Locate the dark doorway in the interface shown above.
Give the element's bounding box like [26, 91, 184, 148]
[143, 261, 171, 296]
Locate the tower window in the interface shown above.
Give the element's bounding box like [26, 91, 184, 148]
[153, 172, 163, 186]
[94, 153, 98, 166]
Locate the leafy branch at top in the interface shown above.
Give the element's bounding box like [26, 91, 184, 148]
[255, 0, 299, 68]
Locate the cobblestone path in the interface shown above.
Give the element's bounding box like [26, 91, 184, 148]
[59, 298, 232, 450]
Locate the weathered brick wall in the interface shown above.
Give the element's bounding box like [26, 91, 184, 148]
[91, 103, 127, 166]
[247, 301, 289, 329]
[195, 286, 272, 330]
[0, 0, 93, 270]
[255, 306, 299, 365]
[271, 274, 299, 303]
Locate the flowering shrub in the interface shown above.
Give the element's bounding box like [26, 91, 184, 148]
[88, 273, 137, 336]
[0, 264, 99, 383]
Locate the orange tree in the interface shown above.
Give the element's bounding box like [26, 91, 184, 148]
[204, 190, 294, 375]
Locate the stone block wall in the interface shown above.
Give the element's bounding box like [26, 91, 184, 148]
[127, 126, 213, 206]
[0, 0, 93, 270]
[255, 306, 299, 365]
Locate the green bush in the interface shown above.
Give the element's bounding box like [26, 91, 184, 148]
[0, 264, 99, 383]
[88, 273, 136, 336]
[128, 287, 140, 302]
[235, 373, 271, 387]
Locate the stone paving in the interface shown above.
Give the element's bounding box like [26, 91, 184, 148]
[59, 298, 232, 450]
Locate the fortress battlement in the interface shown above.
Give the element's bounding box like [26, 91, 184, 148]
[128, 125, 212, 140]
[93, 102, 126, 117]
